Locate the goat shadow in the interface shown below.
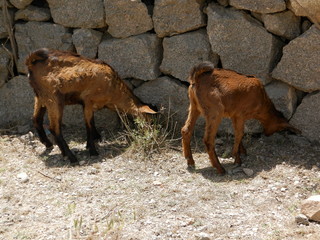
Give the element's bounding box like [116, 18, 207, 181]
[187, 132, 320, 183]
[38, 127, 128, 168]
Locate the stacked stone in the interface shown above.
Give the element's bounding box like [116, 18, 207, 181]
[0, 0, 320, 142]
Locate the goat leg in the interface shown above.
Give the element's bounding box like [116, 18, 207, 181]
[53, 133, 78, 163]
[204, 119, 225, 174]
[84, 106, 99, 156]
[33, 100, 53, 149]
[232, 118, 245, 165]
[47, 105, 78, 164]
[181, 102, 200, 167]
[91, 115, 101, 141]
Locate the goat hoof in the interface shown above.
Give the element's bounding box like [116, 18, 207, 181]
[187, 164, 196, 172]
[65, 155, 78, 164]
[45, 143, 53, 149]
[217, 167, 226, 175]
[89, 150, 99, 156]
[188, 164, 196, 170]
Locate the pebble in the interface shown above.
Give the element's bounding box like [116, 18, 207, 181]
[55, 176, 62, 181]
[79, 160, 86, 166]
[295, 214, 309, 226]
[17, 172, 29, 183]
[195, 232, 211, 240]
[243, 168, 254, 177]
[153, 181, 162, 186]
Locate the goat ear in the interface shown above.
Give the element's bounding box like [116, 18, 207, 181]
[139, 105, 157, 114]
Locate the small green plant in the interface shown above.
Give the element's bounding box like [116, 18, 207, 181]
[73, 216, 83, 237]
[66, 202, 76, 216]
[100, 210, 125, 236]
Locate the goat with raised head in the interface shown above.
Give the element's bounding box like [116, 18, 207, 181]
[26, 48, 156, 164]
[181, 62, 300, 174]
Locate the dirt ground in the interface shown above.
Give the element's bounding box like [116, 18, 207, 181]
[0, 126, 320, 240]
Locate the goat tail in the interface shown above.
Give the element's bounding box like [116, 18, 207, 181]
[25, 48, 50, 70]
[189, 61, 215, 84]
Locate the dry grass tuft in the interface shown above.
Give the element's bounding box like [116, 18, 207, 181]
[117, 111, 179, 159]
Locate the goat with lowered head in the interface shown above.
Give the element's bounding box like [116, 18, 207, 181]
[26, 48, 156, 164]
[181, 62, 300, 174]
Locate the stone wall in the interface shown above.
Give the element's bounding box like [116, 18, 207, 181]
[0, 0, 320, 142]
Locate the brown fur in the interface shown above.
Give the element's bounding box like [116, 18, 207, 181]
[181, 62, 300, 174]
[26, 48, 156, 163]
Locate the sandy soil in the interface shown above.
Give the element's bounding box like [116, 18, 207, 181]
[0, 127, 320, 240]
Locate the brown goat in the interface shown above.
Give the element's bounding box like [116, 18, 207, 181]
[26, 48, 156, 164]
[181, 62, 300, 174]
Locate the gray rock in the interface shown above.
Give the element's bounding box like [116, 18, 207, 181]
[0, 8, 14, 39]
[217, 0, 229, 7]
[290, 92, 320, 143]
[47, 0, 105, 28]
[0, 76, 34, 128]
[17, 172, 29, 183]
[15, 5, 51, 22]
[9, 0, 33, 9]
[160, 29, 219, 82]
[229, 0, 286, 14]
[134, 76, 189, 128]
[261, 10, 301, 40]
[302, 19, 312, 33]
[153, 0, 206, 38]
[14, 21, 73, 73]
[265, 80, 297, 119]
[195, 232, 211, 240]
[72, 29, 102, 58]
[243, 168, 254, 177]
[288, 0, 320, 24]
[295, 214, 309, 226]
[272, 26, 320, 92]
[98, 34, 162, 80]
[0, 47, 11, 87]
[63, 105, 120, 132]
[206, 3, 284, 84]
[301, 195, 320, 222]
[104, 0, 153, 38]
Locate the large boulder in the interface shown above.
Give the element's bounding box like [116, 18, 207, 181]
[265, 80, 297, 119]
[0, 8, 14, 39]
[160, 29, 219, 82]
[290, 92, 320, 143]
[301, 195, 320, 222]
[134, 76, 189, 128]
[98, 34, 162, 80]
[153, 0, 206, 38]
[14, 21, 73, 73]
[63, 106, 119, 132]
[229, 0, 286, 13]
[0, 48, 11, 87]
[72, 29, 102, 59]
[0, 76, 34, 127]
[261, 10, 301, 40]
[15, 5, 51, 22]
[9, 0, 33, 9]
[288, 0, 320, 24]
[104, 0, 153, 38]
[206, 4, 284, 84]
[272, 26, 320, 92]
[47, 0, 105, 28]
